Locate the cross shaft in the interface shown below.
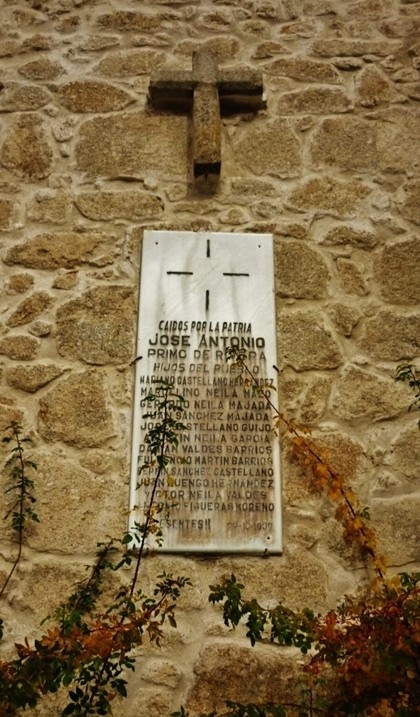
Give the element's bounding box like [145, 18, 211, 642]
[148, 48, 265, 177]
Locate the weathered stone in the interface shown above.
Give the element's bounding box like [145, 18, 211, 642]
[0, 335, 39, 360]
[278, 311, 343, 370]
[27, 452, 125, 553]
[278, 86, 351, 114]
[0, 401, 24, 438]
[140, 659, 183, 688]
[6, 274, 34, 294]
[234, 119, 301, 178]
[187, 644, 300, 715]
[38, 370, 114, 447]
[230, 178, 277, 198]
[375, 239, 420, 305]
[6, 364, 65, 393]
[359, 311, 420, 360]
[27, 190, 71, 224]
[6, 291, 52, 328]
[96, 12, 170, 32]
[300, 376, 331, 422]
[397, 179, 420, 225]
[312, 38, 398, 56]
[0, 198, 13, 229]
[0, 83, 50, 111]
[175, 36, 241, 61]
[275, 240, 330, 298]
[327, 303, 361, 336]
[333, 366, 410, 422]
[376, 107, 420, 173]
[320, 224, 378, 249]
[287, 176, 370, 216]
[28, 320, 51, 337]
[56, 286, 135, 365]
[12, 561, 86, 618]
[5, 233, 108, 270]
[355, 65, 405, 107]
[95, 49, 166, 76]
[336, 258, 368, 296]
[311, 117, 378, 172]
[252, 40, 288, 59]
[371, 495, 420, 564]
[75, 191, 163, 221]
[18, 58, 64, 80]
[75, 114, 188, 179]
[76, 35, 120, 52]
[0, 114, 53, 180]
[52, 272, 78, 290]
[263, 56, 341, 82]
[57, 81, 134, 113]
[390, 425, 420, 485]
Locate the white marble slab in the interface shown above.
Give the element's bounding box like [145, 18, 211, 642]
[129, 231, 282, 553]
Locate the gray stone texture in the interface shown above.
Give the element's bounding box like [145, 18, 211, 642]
[38, 370, 114, 447]
[375, 239, 420, 305]
[56, 286, 135, 364]
[278, 311, 343, 370]
[75, 114, 188, 178]
[0, 114, 53, 180]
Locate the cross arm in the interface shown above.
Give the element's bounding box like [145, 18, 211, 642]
[148, 70, 194, 110]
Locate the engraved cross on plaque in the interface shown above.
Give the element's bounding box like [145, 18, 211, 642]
[166, 238, 250, 312]
[149, 48, 265, 177]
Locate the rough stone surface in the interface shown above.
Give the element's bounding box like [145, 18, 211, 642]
[375, 239, 420, 305]
[358, 311, 420, 360]
[327, 303, 361, 336]
[28, 453, 125, 553]
[234, 119, 301, 177]
[58, 81, 135, 112]
[275, 240, 330, 298]
[187, 644, 300, 714]
[75, 114, 188, 178]
[0, 82, 50, 111]
[278, 86, 351, 114]
[0, 335, 39, 360]
[0, 114, 53, 180]
[371, 495, 420, 565]
[263, 57, 341, 82]
[278, 311, 343, 370]
[18, 58, 64, 80]
[75, 191, 163, 220]
[397, 179, 420, 225]
[355, 65, 406, 107]
[390, 425, 420, 485]
[332, 366, 408, 422]
[56, 286, 135, 365]
[311, 117, 378, 172]
[5, 233, 108, 269]
[376, 107, 420, 174]
[38, 371, 114, 447]
[336, 258, 368, 296]
[6, 274, 34, 294]
[26, 190, 71, 224]
[287, 176, 370, 216]
[320, 224, 378, 249]
[94, 49, 165, 76]
[6, 291, 52, 328]
[0, 198, 14, 229]
[6, 364, 65, 393]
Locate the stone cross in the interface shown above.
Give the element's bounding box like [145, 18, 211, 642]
[148, 49, 265, 177]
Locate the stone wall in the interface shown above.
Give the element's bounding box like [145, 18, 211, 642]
[0, 0, 419, 715]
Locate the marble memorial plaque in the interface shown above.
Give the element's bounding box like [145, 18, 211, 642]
[129, 231, 282, 553]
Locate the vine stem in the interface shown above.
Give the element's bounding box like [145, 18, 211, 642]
[0, 425, 27, 599]
[231, 353, 385, 582]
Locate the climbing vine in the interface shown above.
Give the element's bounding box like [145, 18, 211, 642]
[0, 380, 190, 716]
